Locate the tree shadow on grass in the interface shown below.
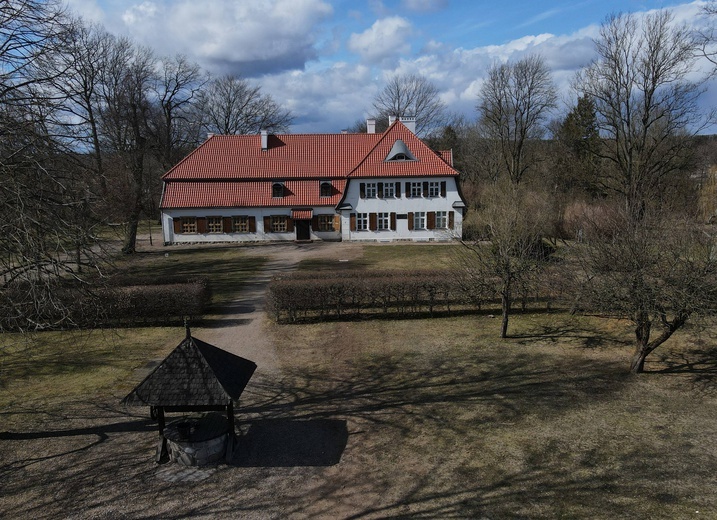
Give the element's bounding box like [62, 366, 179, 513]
[653, 347, 717, 391]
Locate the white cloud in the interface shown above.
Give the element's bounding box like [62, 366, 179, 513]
[115, 0, 333, 76]
[348, 17, 413, 65]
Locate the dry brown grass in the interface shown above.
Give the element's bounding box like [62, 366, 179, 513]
[2, 243, 717, 519]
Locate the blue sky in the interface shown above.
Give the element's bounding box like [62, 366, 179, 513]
[64, 0, 715, 133]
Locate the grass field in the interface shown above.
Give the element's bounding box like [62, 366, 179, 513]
[1, 242, 717, 519]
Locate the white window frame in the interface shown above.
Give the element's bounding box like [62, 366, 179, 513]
[377, 212, 390, 231]
[414, 212, 426, 230]
[383, 183, 395, 198]
[428, 182, 440, 198]
[356, 213, 368, 231]
[411, 182, 422, 198]
[435, 211, 448, 229]
[365, 182, 377, 198]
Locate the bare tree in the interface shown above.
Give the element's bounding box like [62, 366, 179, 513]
[150, 54, 206, 169]
[574, 11, 709, 220]
[197, 74, 293, 135]
[572, 207, 717, 373]
[571, 11, 716, 373]
[0, 1, 109, 332]
[372, 73, 446, 136]
[457, 179, 553, 338]
[477, 55, 557, 184]
[98, 37, 157, 254]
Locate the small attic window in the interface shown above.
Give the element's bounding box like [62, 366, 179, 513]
[385, 139, 416, 162]
[272, 182, 284, 198]
[320, 181, 332, 197]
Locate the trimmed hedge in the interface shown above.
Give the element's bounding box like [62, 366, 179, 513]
[267, 270, 474, 323]
[0, 276, 210, 331]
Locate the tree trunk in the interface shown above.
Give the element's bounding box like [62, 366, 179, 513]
[630, 313, 688, 374]
[500, 289, 511, 339]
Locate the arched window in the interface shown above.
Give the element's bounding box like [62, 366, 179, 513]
[272, 182, 284, 198]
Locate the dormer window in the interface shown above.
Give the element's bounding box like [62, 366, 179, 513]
[272, 182, 284, 198]
[385, 139, 417, 162]
[320, 181, 332, 197]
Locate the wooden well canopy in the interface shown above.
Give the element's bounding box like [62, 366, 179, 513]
[122, 331, 257, 462]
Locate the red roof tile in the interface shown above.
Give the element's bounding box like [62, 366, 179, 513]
[348, 122, 457, 178]
[160, 179, 346, 209]
[291, 209, 313, 219]
[160, 121, 460, 210]
[163, 133, 382, 181]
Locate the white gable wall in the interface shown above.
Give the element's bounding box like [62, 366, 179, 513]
[340, 176, 464, 242]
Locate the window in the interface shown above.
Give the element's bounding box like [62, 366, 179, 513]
[383, 183, 395, 198]
[271, 215, 287, 232]
[411, 182, 422, 198]
[207, 217, 223, 233]
[377, 212, 390, 231]
[356, 213, 368, 231]
[181, 217, 197, 233]
[413, 212, 426, 230]
[365, 182, 377, 198]
[428, 182, 440, 198]
[233, 216, 249, 233]
[435, 211, 448, 229]
[272, 182, 284, 198]
[320, 182, 332, 197]
[317, 215, 334, 231]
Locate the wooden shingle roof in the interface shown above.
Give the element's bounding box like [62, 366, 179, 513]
[122, 336, 257, 407]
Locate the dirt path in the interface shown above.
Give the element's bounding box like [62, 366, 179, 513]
[184, 241, 364, 373]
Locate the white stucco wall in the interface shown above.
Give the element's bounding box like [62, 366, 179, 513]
[340, 177, 464, 242]
[161, 208, 341, 244]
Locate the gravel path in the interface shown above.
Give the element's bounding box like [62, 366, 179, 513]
[185, 241, 364, 374]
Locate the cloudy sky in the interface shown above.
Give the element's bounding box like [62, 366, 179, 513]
[63, 0, 716, 133]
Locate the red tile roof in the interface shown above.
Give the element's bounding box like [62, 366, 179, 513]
[160, 121, 460, 210]
[348, 123, 458, 178]
[163, 133, 382, 181]
[161, 179, 346, 209]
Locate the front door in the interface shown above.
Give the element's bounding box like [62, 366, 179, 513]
[296, 220, 311, 241]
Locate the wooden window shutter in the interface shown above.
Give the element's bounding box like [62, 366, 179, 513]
[440, 181, 447, 197]
[350, 213, 356, 231]
[449, 211, 455, 230]
[173, 218, 182, 234]
[390, 212, 396, 231]
[423, 181, 429, 196]
[286, 217, 294, 232]
[223, 217, 232, 233]
[333, 214, 341, 231]
[427, 211, 436, 230]
[369, 213, 377, 231]
[197, 217, 207, 234]
[408, 212, 414, 231]
[249, 216, 256, 232]
[360, 183, 366, 198]
[312, 215, 319, 230]
[378, 182, 384, 198]
[263, 216, 271, 232]
[395, 182, 401, 197]
[405, 182, 411, 198]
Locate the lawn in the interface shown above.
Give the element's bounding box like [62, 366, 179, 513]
[1, 242, 717, 519]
